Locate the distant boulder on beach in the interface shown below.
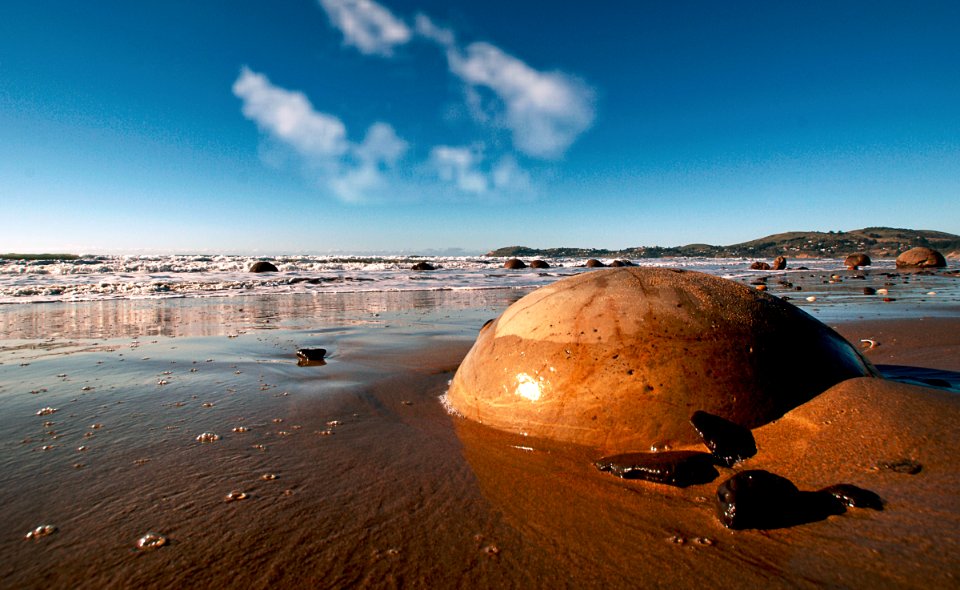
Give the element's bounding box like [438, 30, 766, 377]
[411, 262, 436, 271]
[750, 261, 771, 271]
[504, 258, 527, 269]
[772, 256, 787, 270]
[844, 253, 872, 269]
[529, 260, 550, 269]
[585, 259, 606, 268]
[249, 261, 279, 273]
[896, 247, 946, 269]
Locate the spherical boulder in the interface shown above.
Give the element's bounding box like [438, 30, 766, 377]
[446, 268, 876, 453]
[504, 258, 527, 269]
[896, 247, 946, 269]
[844, 253, 871, 269]
[529, 260, 551, 269]
[772, 256, 787, 270]
[750, 261, 771, 271]
[585, 259, 606, 268]
[249, 261, 279, 273]
[411, 262, 436, 271]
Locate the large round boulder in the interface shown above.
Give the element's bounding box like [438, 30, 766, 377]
[249, 261, 279, 273]
[446, 268, 876, 453]
[529, 260, 551, 269]
[772, 256, 787, 270]
[896, 247, 946, 268]
[504, 258, 527, 270]
[585, 259, 606, 268]
[844, 253, 871, 269]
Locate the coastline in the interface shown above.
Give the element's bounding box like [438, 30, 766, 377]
[1, 271, 958, 588]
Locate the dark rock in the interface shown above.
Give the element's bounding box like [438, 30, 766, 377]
[844, 253, 872, 269]
[772, 256, 787, 270]
[863, 287, 877, 295]
[750, 261, 771, 270]
[585, 259, 606, 268]
[716, 470, 845, 530]
[878, 458, 922, 474]
[504, 258, 527, 269]
[296, 348, 327, 366]
[529, 260, 550, 269]
[896, 247, 947, 269]
[690, 410, 757, 466]
[249, 261, 279, 273]
[819, 484, 884, 510]
[411, 262, 436, 271]
[595, 450, 718, 487]
[610, 260, 635, 267]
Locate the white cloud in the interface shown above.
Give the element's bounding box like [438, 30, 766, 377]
[232, 67, 348, 158]
[318, 0, 411, 57]
[430, 145, 489, 194]
[233, 67, 407, 203]
[356, 122, 407, 166]
[447, 42, 594, 159]
[491, 155, 531, 193]
[414, 14, 455, 49]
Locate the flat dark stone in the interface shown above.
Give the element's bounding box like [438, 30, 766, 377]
[878, 458, 922, 475]
[594, 450, 718, 487]
[690, 410, 757, 466]
[819, 483, 884, 510]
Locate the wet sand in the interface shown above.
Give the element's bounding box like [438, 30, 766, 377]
[1, 272, 959, 589]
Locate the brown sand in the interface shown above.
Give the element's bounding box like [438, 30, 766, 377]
[1, 292, 959, 588]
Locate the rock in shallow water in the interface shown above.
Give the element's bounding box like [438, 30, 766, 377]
[446, 268, 877, 452]
[249, 261, 278, 273]
[690, 410, 757, 466]
[595, 450, 718, 487]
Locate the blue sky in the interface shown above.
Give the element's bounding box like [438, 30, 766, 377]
[1, 1, 958, 254]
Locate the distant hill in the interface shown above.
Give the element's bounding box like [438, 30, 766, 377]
[486, 227, 960, 259]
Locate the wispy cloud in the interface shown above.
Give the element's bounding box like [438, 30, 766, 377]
[233, 67, 407, 203]
[446, 43, 595, 159]
[233, 67, 348, 158]
[428, 145, 532, 196]
[318, 0, 411, 57]
[429, 145, 489, 194]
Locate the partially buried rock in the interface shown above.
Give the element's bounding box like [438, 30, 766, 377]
[896, 247, 946, 269]
[690, 410, 757, 466]
[504, 258, 527, 269]
[594, 450, 718, 486]
[610, 260, 635, 267]
[445, 268, 877, 453]
[772, 256, 787, 270]
[585, 259, 606, 268]
[845, 253, 872, 269]
[296, 348, 327, 366]
[716, 470, 801, 529]
[750, 261, 771, 270]
[411, 262, 435, 271]
[819, 483, 883, 510]
[249, 261, 279, 273]
[529, 260, 550, 269]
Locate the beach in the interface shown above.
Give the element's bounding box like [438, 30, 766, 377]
[2, 261, 958, 588]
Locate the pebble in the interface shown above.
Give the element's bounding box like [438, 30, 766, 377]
[196, 432, 220, 443]
[36, 407, 58, 416]
[232, 426, 249, 433]
[24, 525, 57, 540]
[135, 532, 168, 551]
[260, 473, 278, 481]
[225, 491, 249, 502]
